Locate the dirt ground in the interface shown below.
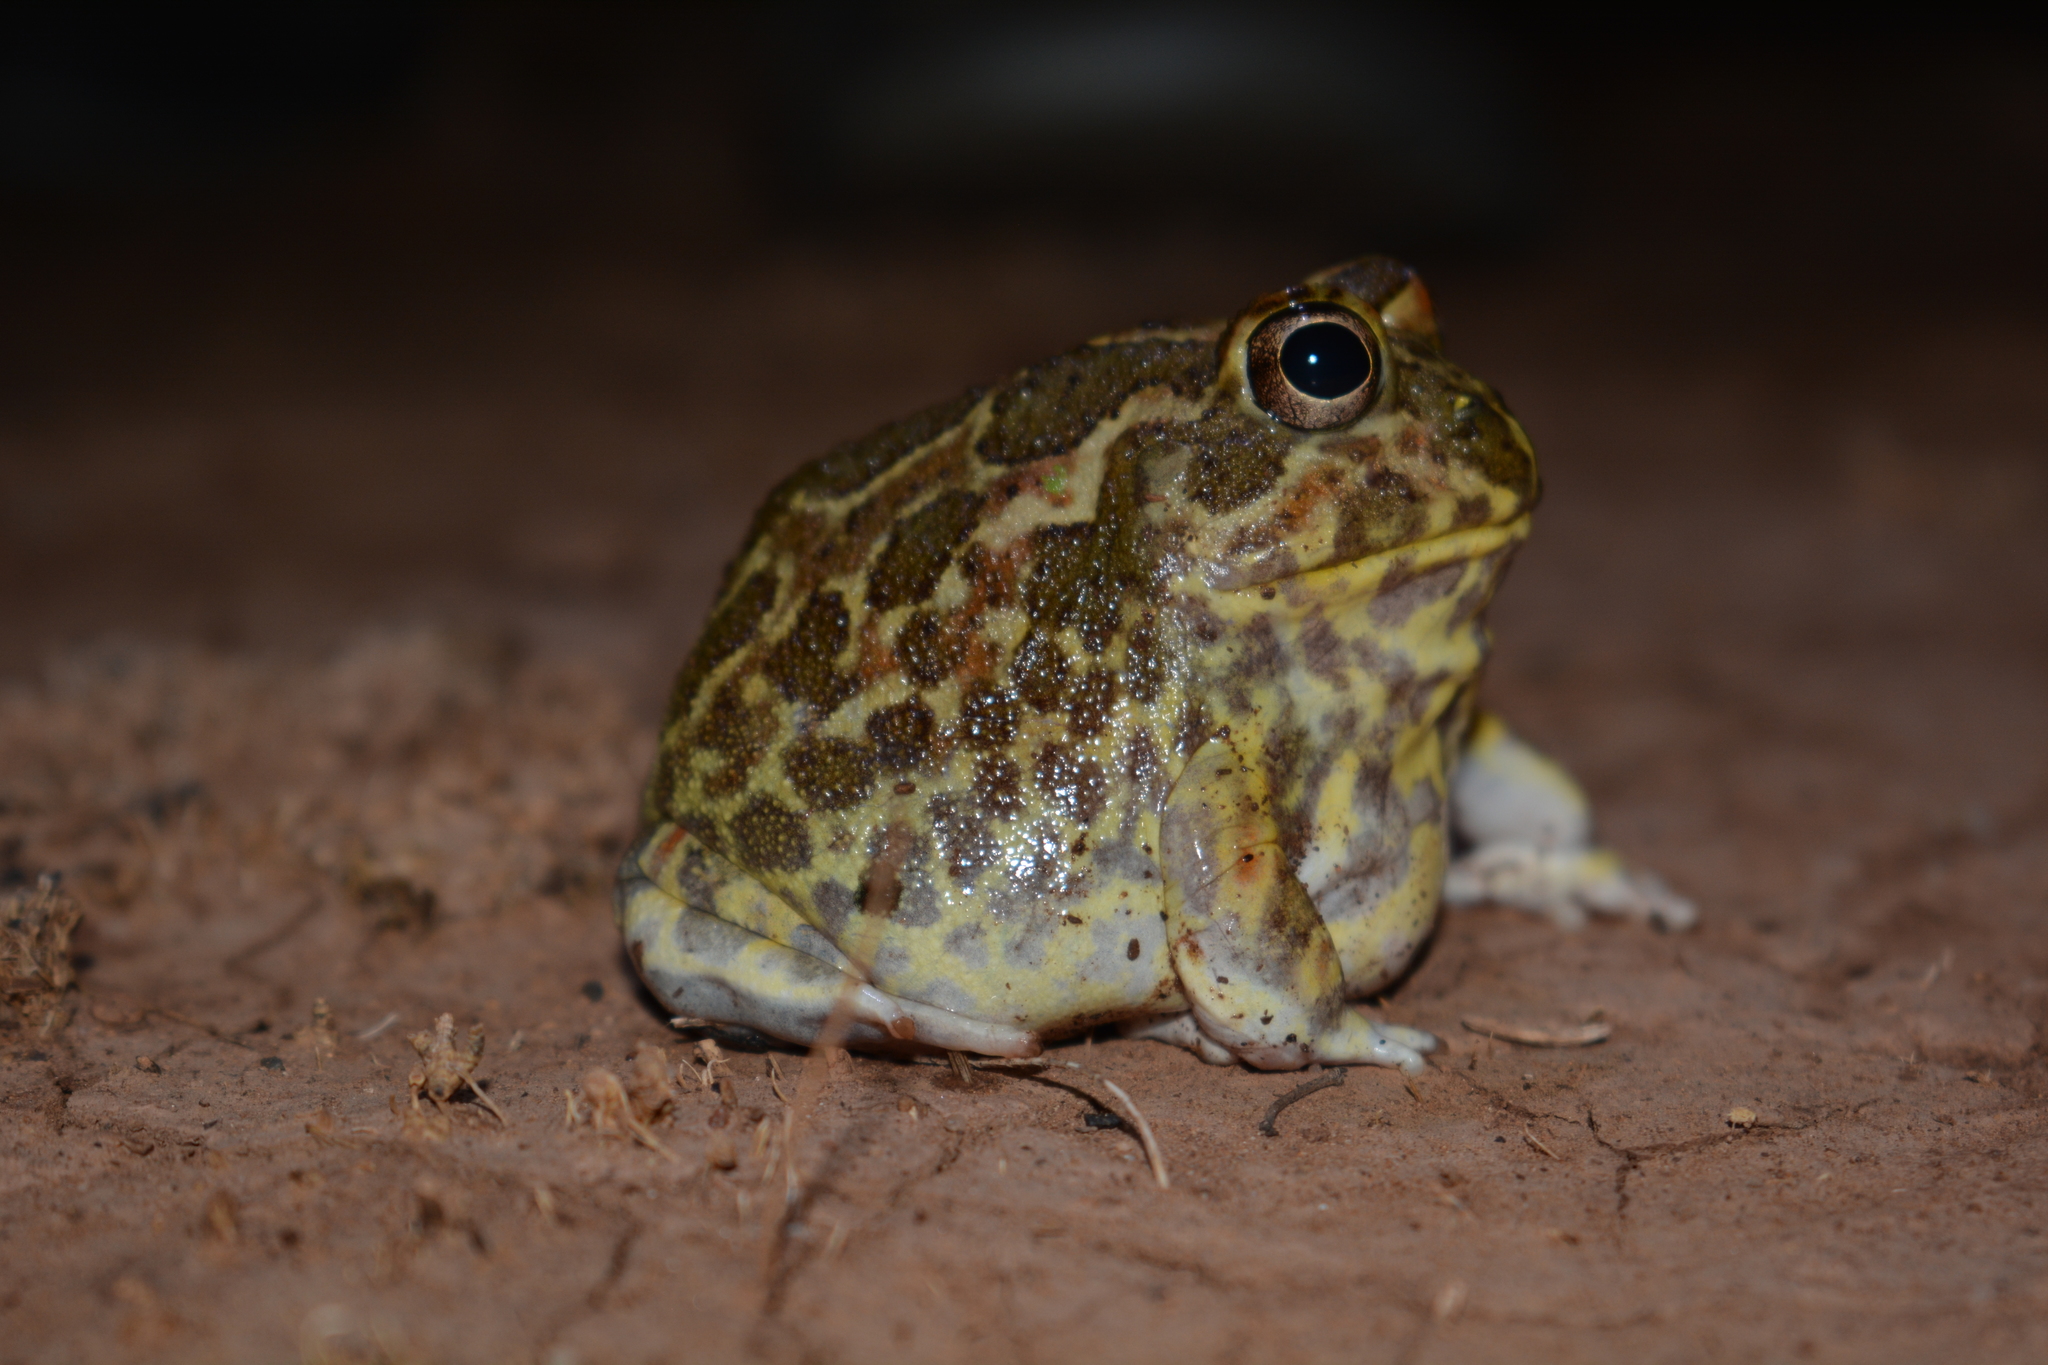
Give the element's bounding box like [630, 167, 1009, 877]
[5, 45, 2048, 1365]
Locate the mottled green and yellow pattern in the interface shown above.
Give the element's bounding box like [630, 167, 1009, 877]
[618, 257, 1687, 1072]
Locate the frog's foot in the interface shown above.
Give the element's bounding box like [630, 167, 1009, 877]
[1443, 844, 1696, 932]
[1448, 710, 1696, 932]
[1120, 1011, 1235, 1065]
[1160, 731, 1441, 1074]
[618, 828, 1040, 1058]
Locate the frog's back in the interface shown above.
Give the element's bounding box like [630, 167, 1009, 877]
[642, 329, 1228, 1033]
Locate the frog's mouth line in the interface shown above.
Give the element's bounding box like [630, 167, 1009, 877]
[1214, 516, 1533, 597]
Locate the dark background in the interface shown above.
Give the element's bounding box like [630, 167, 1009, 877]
[5, 4, 2045, 684]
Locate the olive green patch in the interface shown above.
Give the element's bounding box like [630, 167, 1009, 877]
[868, 488, 984, 611]
[895, 610, 966, 686]
[1009, 631, 1069, 713]
[866, 697, 936, 772]
[1331, 468, 1425, 563]
[1033, 742, 1108, 826]
[977, 338, 1216, 468]
[929, 794, 999, 881]
[971, 755, 1024, 819]
[958, 682, 1019, 750]
[1306, 255, 1416, 308]
[1395, 350, 1536, 500]
[762, 591, 857, 713]
[1066, 666, 1118, 738]
[665, 568, 778, 724]
[783, 735, 877, 812]
[1124, 623, 1163, 704]
[730, 795, 811, 873]
[780, 386, 986, 502]
[1181, 407, 1297, 514]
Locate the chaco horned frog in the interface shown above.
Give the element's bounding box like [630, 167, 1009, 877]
[618, 257, 1691, 1074]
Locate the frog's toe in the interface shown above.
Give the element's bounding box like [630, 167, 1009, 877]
[1579, 866, 1697, 931]
[1307, 1011, 1432, 1074]
[1121, 1011, 1237, 1065]
[1445, 844, 1694, 933]
[1373, 1021, 1441, 1055]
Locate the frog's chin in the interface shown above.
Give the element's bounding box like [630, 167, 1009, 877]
[1202, 516, 1533, 595]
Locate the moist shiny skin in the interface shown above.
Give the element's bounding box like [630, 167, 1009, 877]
[622, 256, 1540, 1053]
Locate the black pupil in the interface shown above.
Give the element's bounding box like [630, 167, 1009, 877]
[1279, 321, 1370, 399]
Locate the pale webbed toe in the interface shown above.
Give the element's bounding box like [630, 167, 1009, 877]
[1444, 842, 1693, 932]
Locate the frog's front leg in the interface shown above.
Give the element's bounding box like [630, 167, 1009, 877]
[1158, 732, 1437, 1073]
[617, 823, 1040, 1057]
[1444, 711, 1695, 931]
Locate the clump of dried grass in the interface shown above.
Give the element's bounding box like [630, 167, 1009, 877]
[3, 873, 81, 1036]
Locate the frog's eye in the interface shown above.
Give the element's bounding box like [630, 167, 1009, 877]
[1247, 305, 1380, 429]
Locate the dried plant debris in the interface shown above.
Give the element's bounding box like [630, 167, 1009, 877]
[624, 1045, 677, 1125]
[3, 872, 81, 1034]
[354, 873, 436, 934]
[977, 1057, 1171, 1189]
[565, 1055, 679, 1160]
[308, 998, 338, 1065]
[1257, 1067, 1346, 1137]
[402, 1014, 507, 1130]
[1461, 1015, 1612, 1048]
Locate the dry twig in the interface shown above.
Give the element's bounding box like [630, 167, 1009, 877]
[976, 1057, 1171, 1189]
[1258, 1068, 1346, 1137]
[1461, 1015, 1612, 1048]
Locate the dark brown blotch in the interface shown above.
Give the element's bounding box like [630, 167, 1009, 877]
[1019, 425, 1161, 658]
[730, 796, 812, 873]
[666, 568, 778, 720]
[696, 679, 782, 796]
[1332, 468, 1424, 563]
[783, 735, 877, 812]
[1010, 631, 1069, 712]
[977, 338, 1215, 468]
[1033, 743, 1108, 827]
[1066, 667, 1119, 738]
[866, 698, 937, 773]
[1369, 560, 1467, 630]
[959, 682, 1019, 751]
[776, 387, 985, 502]
[1124, 623, 1164, 703]
[1181, 407, 1295, 514]
[929, 794, 1000, 882]
[972, 755, 1024, 820]
[867, 488, 985, 611]
[896, 610, 966, 687]
[762, 590, 858, 714]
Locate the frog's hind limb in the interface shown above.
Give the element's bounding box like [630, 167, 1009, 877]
[617, 823, 1040, 1059]
[1156, 733, 1439, 1074]
[1443, 711, 1696, 931]
[1118, 1011, 1235, 1065]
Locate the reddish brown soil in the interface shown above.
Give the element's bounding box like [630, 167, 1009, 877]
[4, 66, 2048, 1361]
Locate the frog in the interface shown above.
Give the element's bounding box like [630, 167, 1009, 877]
[616, 256, 1692, 1074]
